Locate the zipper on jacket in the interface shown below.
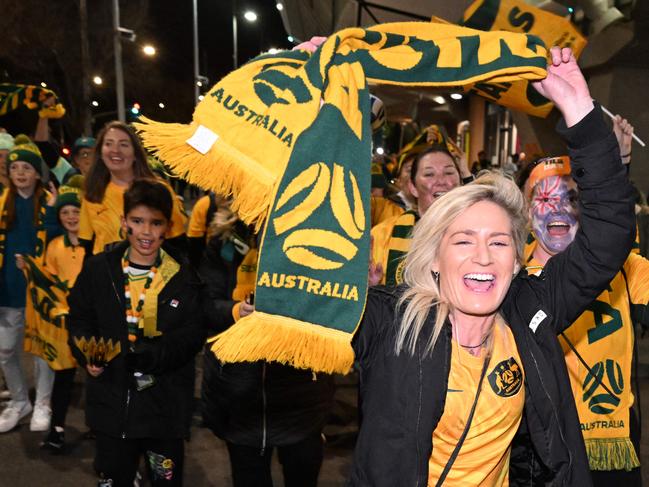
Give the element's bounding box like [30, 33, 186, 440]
[415, 352, 423, 487]
[105, 244, 132, 440]
[106, 258, 123, 307]
[260, 362, 268, 457]
[122, 388, 131, 439]
[524, 329, 572, 476]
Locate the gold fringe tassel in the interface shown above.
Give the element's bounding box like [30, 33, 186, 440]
[134, 117, 275, 229]
[210, 311, 355, 375]
[585, 437, 640, 472]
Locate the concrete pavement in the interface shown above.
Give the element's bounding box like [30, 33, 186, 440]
[2, 352, 649, 486]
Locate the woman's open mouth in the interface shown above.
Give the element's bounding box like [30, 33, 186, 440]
[463, 273, 495, 292]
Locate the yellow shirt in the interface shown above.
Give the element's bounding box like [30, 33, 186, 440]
[429, 321, 525, 486]
[79, 181, 188, 254]
[370, 195, 404, 228]
[44, 235, 85, 289]
[187, 194, 211, 239]
[370, 211, 416, 285]
[524, 244, 649, 469]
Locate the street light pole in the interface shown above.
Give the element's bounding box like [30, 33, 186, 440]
[79, 0, 92, 134]
[232, 0, 238, 69]
[112, 0, 125, 122]
[193, 0, 200, 104]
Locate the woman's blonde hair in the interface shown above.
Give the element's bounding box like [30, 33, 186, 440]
[395, 172, 528, 356]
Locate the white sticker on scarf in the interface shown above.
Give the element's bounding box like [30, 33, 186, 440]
[529, 310, 547, 333]
[186, 125, 219, 154]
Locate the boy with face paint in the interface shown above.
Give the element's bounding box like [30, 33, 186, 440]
[526, 156, 579, 260]
[524, 157, 649, 486]
[68, 178, 205, 487]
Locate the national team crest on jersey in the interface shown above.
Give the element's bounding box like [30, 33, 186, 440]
[488, 357, 523, 397]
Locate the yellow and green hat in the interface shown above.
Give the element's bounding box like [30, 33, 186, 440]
[7, 145, 44, 176]
[55, 175, 84, 213]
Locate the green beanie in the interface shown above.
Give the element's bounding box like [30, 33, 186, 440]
[55, 185, 82, 214]
[7, 146, 44, 176]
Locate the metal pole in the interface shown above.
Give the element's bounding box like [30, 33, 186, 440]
[112, 0, 125, 122]
[192, 0, 200, 104]
[232, 0, 238, 69]
[79, 0, 92, 134]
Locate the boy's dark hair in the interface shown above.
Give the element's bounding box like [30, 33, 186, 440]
[124, 178, 173, 221]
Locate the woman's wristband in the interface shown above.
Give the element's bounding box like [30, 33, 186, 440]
[461, 175, 475, 185]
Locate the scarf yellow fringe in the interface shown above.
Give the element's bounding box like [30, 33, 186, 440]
[209, 311, 354, 374]
[135, 118, 272, 231]
[585, 437, 640, 472]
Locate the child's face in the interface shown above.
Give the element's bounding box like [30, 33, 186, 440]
[9, 161, 39, 192]
[59, 205, 80, 233]
[121, 205, 169, 262]
[74, 147, 95, 176]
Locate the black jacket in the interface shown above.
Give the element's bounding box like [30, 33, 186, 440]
[199, 235, 335, 448]
[68, 241, 206, 439]
[348, 106, 636, 486]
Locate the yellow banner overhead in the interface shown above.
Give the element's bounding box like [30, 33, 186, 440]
[463, 0, 588, 117]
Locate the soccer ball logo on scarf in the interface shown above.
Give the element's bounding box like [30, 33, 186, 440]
[582, 359, 624, 414]
[272, 162, 365, 270]
[252, 63, 313, 108]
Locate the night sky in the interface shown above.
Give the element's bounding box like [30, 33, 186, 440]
[0, 1, 290, 139]
[142, 0, 290, 121]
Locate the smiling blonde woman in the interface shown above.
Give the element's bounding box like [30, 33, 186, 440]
[348, 48, 636, 487]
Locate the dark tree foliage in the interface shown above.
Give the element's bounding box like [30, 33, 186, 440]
[0, 0, 194, 142]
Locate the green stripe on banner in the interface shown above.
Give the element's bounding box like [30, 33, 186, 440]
[462, 0, 501, 31]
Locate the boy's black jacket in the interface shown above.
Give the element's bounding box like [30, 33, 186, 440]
[68, 241, 206, 439]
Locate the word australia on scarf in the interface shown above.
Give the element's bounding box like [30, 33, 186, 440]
[136, 21, 547, 374]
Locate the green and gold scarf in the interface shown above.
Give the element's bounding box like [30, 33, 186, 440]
[136, 21, 547, 374]
[0, 83, 66, 119]
[526, 236, 640, 471]
[21, 254, 77, 370]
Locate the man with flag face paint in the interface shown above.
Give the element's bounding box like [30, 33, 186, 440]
[526, 156, 579, 259]
[524, 155, 649, 486]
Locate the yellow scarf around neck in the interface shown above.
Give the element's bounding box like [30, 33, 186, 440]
[525, 237, 639, 471]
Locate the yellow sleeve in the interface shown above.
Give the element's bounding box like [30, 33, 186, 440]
[623, 253, 649, 305]
[187, 195, 210, 238]
[371, 196, 404, 228]
[370, 216, 398, 285]
[166, 184, 188, 238]
[78, 198, 94, 241]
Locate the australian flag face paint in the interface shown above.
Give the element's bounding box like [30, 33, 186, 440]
[531, 175, 579, 255]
